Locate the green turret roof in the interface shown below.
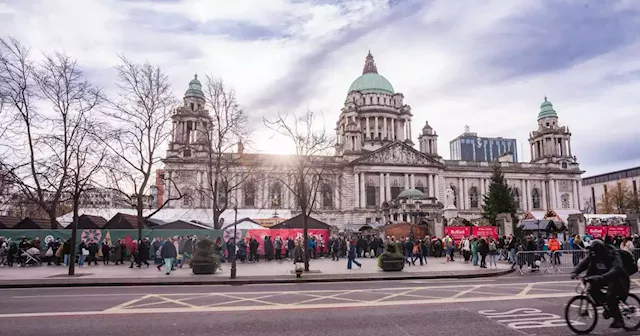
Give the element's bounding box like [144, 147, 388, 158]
[538, 96, 558, 120]
[184, 74, 204, 100]
[348, 52, 395, 95]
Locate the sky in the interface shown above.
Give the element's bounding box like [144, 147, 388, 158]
[1, 0, 639, 177]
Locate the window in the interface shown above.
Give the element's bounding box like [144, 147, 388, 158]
[244, 181, 255, 207]
[531, 188, 541, 209]
[451, 185, 458, 207]
[561, 162, 568, 169]
[366, 186, 376, 207]
[190, 102, 194, 111]
[321, 183, 333, 208]
[183, 149, 191, 157]
[416, 180, 425, 194]
[561, 193, 571, 209]
[469, 186, 479, 208]
[512, 188, 521, 209]
[217, 180, 228, 206]
[390, 180, 401, 200]
[270, 182, 282, 208]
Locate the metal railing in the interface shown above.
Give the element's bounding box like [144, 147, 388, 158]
[513, 248, 640, 276]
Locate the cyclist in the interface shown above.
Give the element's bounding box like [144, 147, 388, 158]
[571, 239, 630, 329]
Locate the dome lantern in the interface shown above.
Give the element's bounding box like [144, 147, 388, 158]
[347, 52, 395, 95]
[537, 96, 558, 120]
[184, 74, 205, 100]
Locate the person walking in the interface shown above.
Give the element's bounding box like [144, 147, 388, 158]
[160, 238, 177, 275]
[101, 240, 111, 265]
[487, 236, 498, 268]
[347, 239, 361, 269]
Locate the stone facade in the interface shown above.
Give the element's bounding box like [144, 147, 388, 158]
[162, 55, 584, 232]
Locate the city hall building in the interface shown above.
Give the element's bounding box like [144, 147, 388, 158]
[162, 53, 583, 233]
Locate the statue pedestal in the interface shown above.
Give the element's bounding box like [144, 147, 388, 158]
[443, 208, 458, 220]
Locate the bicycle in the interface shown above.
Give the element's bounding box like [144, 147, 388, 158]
[564, 276, 640, 334]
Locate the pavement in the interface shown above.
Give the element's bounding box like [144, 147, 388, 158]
[3, 274, 640, 336]
[0, 257, 513, 287]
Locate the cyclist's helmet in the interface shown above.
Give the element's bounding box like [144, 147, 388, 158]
[588, 239, 607, 258]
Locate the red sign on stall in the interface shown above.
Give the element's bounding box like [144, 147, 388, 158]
[586, 226, 607, 238]
[444, 226, 470, 243]
[472, 226, 499, 239]
[247, 229, 330, 254]
[607, 226, 631, 237]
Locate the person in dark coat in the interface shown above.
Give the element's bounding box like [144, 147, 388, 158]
[159, 238, 177, 275]
[226, 238, 235, 262]
[249, 237, 259, 262]
[101, 241, 111, 265]
[478, 237, 489, 268]
[138, 238, 150, 267]
[287, 237, 295, 260]
[87, 241, 99, 265]
[264, 236, 274, 261]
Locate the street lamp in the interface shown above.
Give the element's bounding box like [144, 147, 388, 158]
[229, 196, 239, 279]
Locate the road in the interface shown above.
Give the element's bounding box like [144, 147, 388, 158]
[2, 274, 640, 336]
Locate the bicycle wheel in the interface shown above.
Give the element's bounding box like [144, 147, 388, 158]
[622, 293, 640, 331]
[565, 295, 598, 334]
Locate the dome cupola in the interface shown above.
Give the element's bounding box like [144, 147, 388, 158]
[184, 74, 205, 100]
[537, 96, 558, 120]
[347, 52, 395, 95]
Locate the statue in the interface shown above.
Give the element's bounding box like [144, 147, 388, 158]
[445, 186, 456, 209]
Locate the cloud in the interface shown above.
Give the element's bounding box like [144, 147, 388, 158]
[1, 0, 639, 177]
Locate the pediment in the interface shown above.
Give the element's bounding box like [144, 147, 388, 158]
[351, 142, 442, 167]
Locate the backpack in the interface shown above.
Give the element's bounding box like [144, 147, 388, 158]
[489, 242, 497, 251]
[618, 250, 638, 276]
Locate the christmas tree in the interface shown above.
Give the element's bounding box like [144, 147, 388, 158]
[482, 163, 519, 227]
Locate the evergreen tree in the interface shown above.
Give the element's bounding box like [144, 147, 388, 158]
[482, 164, 519, 227]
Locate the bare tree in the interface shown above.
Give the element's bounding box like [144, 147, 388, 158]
[0, 38, 100, 228]
[264, 110, 341, 271]
[101, 56, 182, 240]
[582, 197, 595, 214]
[67, 118, 109, 275]
[194, 77, 251, 229]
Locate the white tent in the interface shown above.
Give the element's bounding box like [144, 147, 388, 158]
[221, 218, 267, 231]
[56, 208, 291, 228]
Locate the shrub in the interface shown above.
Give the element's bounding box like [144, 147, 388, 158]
[192, 239, 221, 269]
[378, 243, 405, 269]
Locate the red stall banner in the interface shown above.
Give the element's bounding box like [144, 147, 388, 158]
[444, 226, 470, 243]
[586, 226, 607, 238]
[247, 229, 330, 254]
[472, 226, 499, 239]
[607, 226, 631, 237]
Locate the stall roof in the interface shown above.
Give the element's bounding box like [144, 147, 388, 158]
[522, 209, 581, 223]
[103, 213, 158, 229]
[14, 217, 57, 229]
[154, 220, 213, 230]
[66, 215, 108, 229]
[221, 218, 266, 231]
[0, 216, 21, 229]
[270, 215, 330, 230]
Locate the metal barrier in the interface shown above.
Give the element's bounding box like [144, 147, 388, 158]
[514, 248, 640, 276]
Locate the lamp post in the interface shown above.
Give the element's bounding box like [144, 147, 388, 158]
[229, 197, 239, 279]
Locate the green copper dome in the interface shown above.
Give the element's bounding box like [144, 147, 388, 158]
[347, 52, 395, 95]
[348, 73, 395, 95]
[184, 74, 205, 100]
[538, 96, 558, 120]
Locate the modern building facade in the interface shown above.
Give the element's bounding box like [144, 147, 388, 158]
[449, 128, 518, 162]
[581, 166, 640, 213]
[162, 52, 583, 233]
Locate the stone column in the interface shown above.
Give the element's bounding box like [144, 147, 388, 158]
[410, 174, 415, 189]
[407, 120, 412, 141]
[365, 117, 370, 139]
[428, 174, 434, 197]
[360, 173, 366, 207]
[575, 180, 581, 210]
[390, 119, 395, 140]
[434, 174, 439, 201]
[541, 180, 547, 210]
[571, 180, 578, 209]
[385, 174, 391, 201]
[353, 173, 359, 209]
[549, 180, 556, 209]
[404, 174, 409, 190]
[521, 179, 528, 210]
[383, 117, 388, 139]
[334, 175, 340, 209]
[458, 178, 464, 210]
[374, 117, 379, 139]
[379, 172, 385, 205]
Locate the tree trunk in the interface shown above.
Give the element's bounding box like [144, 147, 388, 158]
[303, 214, 309, 272]
[49, 211, 58, 230]
[137, 199, 144, 242]
[68, 198, 79, 276]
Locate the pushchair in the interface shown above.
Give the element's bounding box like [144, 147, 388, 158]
[20, 247, 42, 266]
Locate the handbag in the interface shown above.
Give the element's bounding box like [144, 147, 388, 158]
[45, 247, 54, 257]
[82, 248, 89, 256]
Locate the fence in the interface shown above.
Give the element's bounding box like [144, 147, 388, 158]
[514, 249, 640, 276]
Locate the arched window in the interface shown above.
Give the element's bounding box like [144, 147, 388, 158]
[390, 179, 401, 200]
[416, 180, 425, 194]
[512, 187, 521, 209]
[322, 183, 333, 207]
[270, 182, 282, 208]
[217, 180, 228, 206]
[244, 181, 255, 207]
[531, 188, 541, 209]
[561, 193, 571, 209]
[469, 186, 479, 208]
[451, 185, 458, 207]
[365, 178, 376, 207]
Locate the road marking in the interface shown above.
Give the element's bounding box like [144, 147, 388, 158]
[517, 283, 535, 297]
[478, 308, 585, 330]
[103, 294, 153, 312]
[6, 288, 635, 318]
[13, 293, 145, 299]
[451, 285, 482, 299]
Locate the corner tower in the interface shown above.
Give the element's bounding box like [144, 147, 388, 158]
[418, 121, 439, 156]
[335, 52, 413, 155]
[528, 97, 576, 167]
[166, 74, 211, 160]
